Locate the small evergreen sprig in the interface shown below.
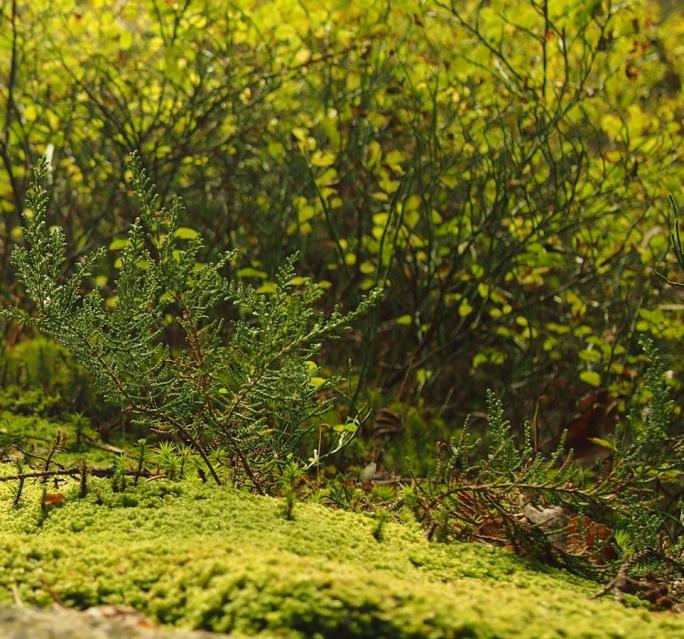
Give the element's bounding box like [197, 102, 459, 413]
[3, 154, 379, 492]
[410, 351, 682, 579]
[610, 338, 682, 551]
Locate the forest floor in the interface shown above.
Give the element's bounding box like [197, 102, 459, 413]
[0, 413, 682, 638]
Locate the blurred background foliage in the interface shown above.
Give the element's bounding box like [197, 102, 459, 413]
[0, 0, 682, 469]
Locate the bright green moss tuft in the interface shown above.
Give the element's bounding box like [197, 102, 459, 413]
[0, 473, 682, 638]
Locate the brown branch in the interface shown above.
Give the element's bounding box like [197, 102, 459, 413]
[89, 347, 223, 487]
[0, 466, 155, 483]
[592, 547, 684, 604]
[656, 271, 684, 290]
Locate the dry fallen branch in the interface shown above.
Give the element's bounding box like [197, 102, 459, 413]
[0, 466, 155, 483]
[592, 548, 684, 609]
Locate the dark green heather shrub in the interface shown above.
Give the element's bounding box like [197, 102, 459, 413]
[3, 155, 378, 492]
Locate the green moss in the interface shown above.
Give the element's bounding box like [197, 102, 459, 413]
[0, 339, 96, 415]
[0, 412, 133, 467]
[0, 474, 682, 638]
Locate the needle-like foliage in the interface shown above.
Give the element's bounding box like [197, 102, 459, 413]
[3, 154, 379, 492]
[407, 345, 683, 581]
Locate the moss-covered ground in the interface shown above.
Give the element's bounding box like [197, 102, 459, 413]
[0, 413, 682, 638]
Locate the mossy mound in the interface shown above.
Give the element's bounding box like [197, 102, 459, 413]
[0, 468, 682, 639]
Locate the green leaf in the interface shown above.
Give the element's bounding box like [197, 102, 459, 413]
[472, 353, 487, 368]
[237, 267, 268, 279]
[579, 349, 601, 363]
[333, 422, 357, 432]
[579, 370, 601, 387]
[109, 238, 130, 251]
[256, 282, 277, 294]
[310, 150, 336, 167]
[174, 227, 200, 240]
[458, 300, 473, 317]
[588, 437, 615, 451]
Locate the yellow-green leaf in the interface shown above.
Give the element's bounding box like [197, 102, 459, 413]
[109, 238, 129, 251]
[588, 437, 615, 451]
[579, 370, 601, 387]
[237, 267, 268, 279]
[175, 227, 199, 240]
[256, 282, 277, 295]
[310, 150, 336, 167]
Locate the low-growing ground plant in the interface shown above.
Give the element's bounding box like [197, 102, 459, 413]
[401, 339, 683, 604]
[2, 154, 379, 492]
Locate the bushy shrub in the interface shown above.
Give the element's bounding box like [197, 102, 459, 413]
[405, 339, 682, 588]
[1, 0, 683, 431]
[3, 154, 378, 491]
